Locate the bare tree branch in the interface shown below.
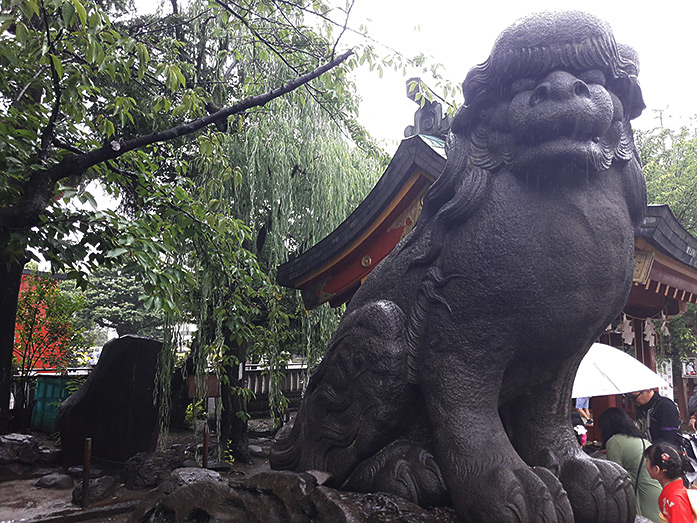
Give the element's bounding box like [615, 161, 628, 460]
[39, 0, 63, 162]
[118, 49, 351, 154]
[331, 0, 354, 59]
[0, 49, 353, 229]
[52, 138, 84, 155]
[12, 65, 48, 108]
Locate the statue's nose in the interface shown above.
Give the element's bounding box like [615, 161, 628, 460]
[529, 71, 590, 107]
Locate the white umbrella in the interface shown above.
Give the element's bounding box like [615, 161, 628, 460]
[572, 342, 669, 398]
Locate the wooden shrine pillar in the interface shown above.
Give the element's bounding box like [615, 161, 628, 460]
[634, 320, 657, 372]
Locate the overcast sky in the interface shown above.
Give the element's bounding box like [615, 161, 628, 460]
[344, 1, 697, 148]
[138, 1, 696, 148]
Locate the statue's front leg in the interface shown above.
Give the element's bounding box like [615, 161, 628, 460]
[503, 365, 635, 523]
[420, 352, 573, 523]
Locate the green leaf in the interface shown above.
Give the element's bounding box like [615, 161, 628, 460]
[0, 15, 16, 35]
[106, 247, 128, 258]
[18, 0, 40, 19]
[15, 21, 28, 45]
[86, 39, 96, 63]
[49, 54, 63, 79]
[98, 118, 115, 138]
[70, 0, 87, 28]
[82, 191, 97, 210]
[61, 2, 77, 27]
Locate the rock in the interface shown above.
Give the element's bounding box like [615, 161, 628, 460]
[206, 460, 230, 472]
[38, 447, 62, 465]
[248, 418, 275, 436]
[133, 481, 250, 523]
[67, 465, 103, 478]
[0, 433, 39, 464]
[245, 470, 319, 520]
[123, 450, 186, 489]
[72, 475, 118, 505]
[131, 469, 454, 523]
[59, 335, 162, 465]
[306, 469, 332, 486]
[248, 444, 266, 458]
[159, 467, 223, 495]
[35, 472, 74, 489]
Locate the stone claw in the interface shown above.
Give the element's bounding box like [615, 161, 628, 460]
[559, 456, 635, 523]
[455, 465, 572, 522]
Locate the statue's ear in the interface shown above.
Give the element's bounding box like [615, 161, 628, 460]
[451, 100, 494, 134]
[451, 105, 472, 134]
[616, 43, 645, 121]
[626, 78, 645, 120]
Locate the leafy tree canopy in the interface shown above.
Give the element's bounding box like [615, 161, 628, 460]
[636, 120, 697, 359]
[0, 0, 453, 435]
[77, 266, 164, 339]
[637, 122, 697, 234]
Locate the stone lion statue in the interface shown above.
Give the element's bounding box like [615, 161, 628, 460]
[271, 11, 646, 522]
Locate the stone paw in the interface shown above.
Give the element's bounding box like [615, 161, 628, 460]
[558, 456, 635, 523]
[343, 440, 449, 507]
[454, 465, 572, 522]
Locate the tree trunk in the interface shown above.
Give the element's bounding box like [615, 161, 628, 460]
[220, 338, 250, 463]
[0, 260, 24, 433]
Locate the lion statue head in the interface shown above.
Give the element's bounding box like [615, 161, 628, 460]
[412, 11, 646, 255]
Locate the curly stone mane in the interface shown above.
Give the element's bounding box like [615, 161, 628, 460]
[403, 11, 646, 268]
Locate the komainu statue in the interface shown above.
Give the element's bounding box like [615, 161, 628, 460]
[271, 11, 646, 522]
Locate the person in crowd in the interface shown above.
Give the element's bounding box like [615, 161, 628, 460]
[598, 408, 662, 522]
[575, 396, 592, 424]
[687, 388, 697, 431]
[645, 442, 695, 522]
[571, 411, 587, 448]
[628, 389, 681, 446]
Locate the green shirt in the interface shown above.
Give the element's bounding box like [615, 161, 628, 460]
[606, 434, 662, 522]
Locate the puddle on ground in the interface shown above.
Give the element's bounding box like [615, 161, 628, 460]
[0, 478, 75, 522]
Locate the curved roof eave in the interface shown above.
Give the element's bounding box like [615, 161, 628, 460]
[638, 205, 697, 272]
[276, 135, 446, 287]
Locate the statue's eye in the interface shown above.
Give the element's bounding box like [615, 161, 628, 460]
[511, 78, 536, 94]
[578, 70, 606, 86]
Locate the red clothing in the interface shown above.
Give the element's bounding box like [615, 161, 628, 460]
[659, 479, 694, 522]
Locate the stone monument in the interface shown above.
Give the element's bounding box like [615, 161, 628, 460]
[271, 10, 646, 523]
[59, 335, 162, 465]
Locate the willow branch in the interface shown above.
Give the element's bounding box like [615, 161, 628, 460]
[215, 0, 299, 75]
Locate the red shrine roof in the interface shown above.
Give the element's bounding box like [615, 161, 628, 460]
[278, 136, 697, 314]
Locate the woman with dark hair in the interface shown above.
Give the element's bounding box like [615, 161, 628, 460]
[645, 442, 696, 522]
[598, 407, 662, 522]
